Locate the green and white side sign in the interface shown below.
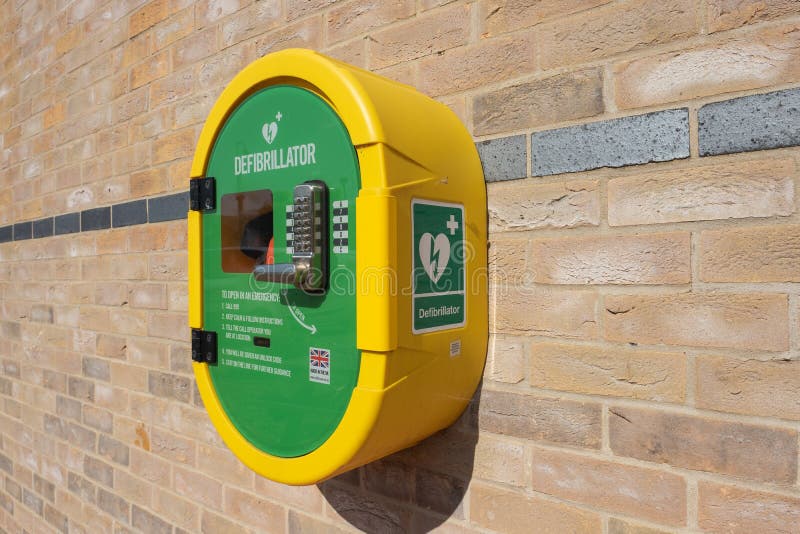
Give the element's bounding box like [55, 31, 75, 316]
[412, 199, 466, 333]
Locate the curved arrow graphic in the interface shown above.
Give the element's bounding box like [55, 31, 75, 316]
[282, 290, 317, 334]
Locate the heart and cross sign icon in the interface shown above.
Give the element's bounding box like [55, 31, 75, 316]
[262, 122, 278, 144]
[419, 233, 450, 284]
[262, 111, 282, 144]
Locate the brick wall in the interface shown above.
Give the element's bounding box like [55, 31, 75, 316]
[1, 1, 799, 533]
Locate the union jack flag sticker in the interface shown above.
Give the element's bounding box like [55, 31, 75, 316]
[309, 347, 330, 384]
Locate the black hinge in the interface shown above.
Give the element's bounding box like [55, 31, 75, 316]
[191, 329, 217, 364]
[189, 177, 216, 211]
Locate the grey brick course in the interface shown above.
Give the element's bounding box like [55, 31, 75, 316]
[149, 191, 189, 223]
[13, 222, 32, 241]
[699, 88, 800, 156]
[531, 109, 690, 176]
[112, 199, 147, 227]
[33, 218, 53, 238]
[476, 135, 527, 182]
[81, 207, 111, 231]
[54, 213, 80, 235]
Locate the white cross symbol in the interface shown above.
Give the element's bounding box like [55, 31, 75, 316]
[276, 112, 283, 121]
[446, 214, 459, 235]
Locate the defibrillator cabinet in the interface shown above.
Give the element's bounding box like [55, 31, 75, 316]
[188, 49, 487, 485]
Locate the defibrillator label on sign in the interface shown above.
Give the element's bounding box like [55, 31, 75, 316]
[412, 199, 466, 333]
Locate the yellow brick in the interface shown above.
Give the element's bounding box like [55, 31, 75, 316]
[108, 308, 148, 336]
[374, 61, 417, 87]
[96, 124, 129, 154]
[286, 0, 335, 21]
[154, 488, 200, 531]
[56, 24, 82, 57]
[112, 142, 151, 175]
[168, 160, 192, 191]
[127, 224, 169, 253]
[149, 251, 188, 280]
[698, 482, 800, 533]
[253, 16, 323, 57]
[485, 335, 526, 384]
[130, 0, 170, 37]
[489, 179, 600, 232]
[609, 406, 797, 483]
[174, 466, 222, 511]
[604, 292, 789, 352]
[43, 102, 66, 129]
[538, 0, 698, 69]
[150, 427, 195, 465]
[471, 482, 601, 534]
[492, 285, 598, 339]
[94, 383, 129, 412]
[531, 447, 687, 526]
[253, 477, 325, 515]
[126, 338, 170, 369]
[82, 254, 149, 280]
[150, 70, 194, 108]
[477, 0, 611, 37]
[608, 159, 795, 226]
[473, 68, 603, 135]
[369, 4, 470, 69]
[130, 168, 168, 198]
[167, 283, 188, 312]
[197, 43, 253, 89]
[147, 311, 188, 341]
[153, 7, 195, 51]
[223, 488, 284, 531]
[130, 448, 171, 484]
[129, 283, 167, 309]
[196, 444, 253, 488]
[111, 362, 149, 392]
[20, 199, 43, 221]
[114, 470, 153, 508]
[327, 0, 414, 43]
[130, 108, 172, 140]
[531, 342, 686, 402]
[614, 24, 800, 109]
[530, 232, 691, 285]
[195, 0, 247, 26]
[171, 27, 218, 71]
[488, 238, 529, 291]
[436, 94, 467, 126]
[708, 0, 800, 33]
[130, 49, 170, 89]
[418, 34, 535, 97]
[609, 517, 672, 534]
[473, 434, 527, 486]
[122, 32, 152, 69]
[220, 1, 283, 48]
[700, 224, 800, 283]
[696, 355, 800, 421]
[152, 128, 195, 164]
[95, 229, 129, 255]
[325, 38, 367, 68]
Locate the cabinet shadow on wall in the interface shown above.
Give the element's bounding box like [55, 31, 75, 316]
[318, 385, 482, 533]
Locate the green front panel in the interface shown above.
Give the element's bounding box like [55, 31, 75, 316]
[202, 85, 360, 458]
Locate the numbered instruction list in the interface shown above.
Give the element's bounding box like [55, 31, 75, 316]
[219, 290, 291, 378]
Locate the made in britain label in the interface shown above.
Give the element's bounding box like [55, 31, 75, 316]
[412, 199, 466, 333]
[309, 347, 331, 384]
